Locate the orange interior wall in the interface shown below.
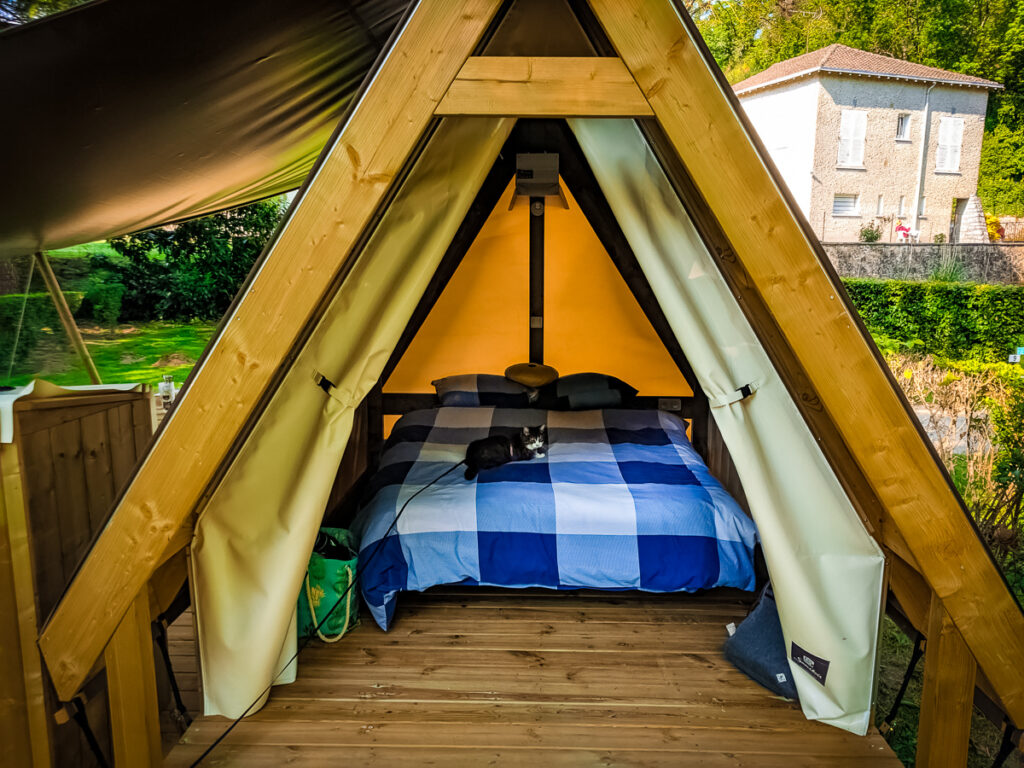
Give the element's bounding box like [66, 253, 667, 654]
[385, 179, 691, 397]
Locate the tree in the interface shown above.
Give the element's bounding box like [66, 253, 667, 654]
[689, 0, 1024, 217]
[102, 197, 288, 321]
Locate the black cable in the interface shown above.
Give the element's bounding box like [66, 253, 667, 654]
[189, 461, 465, 767]
[70, 696, 111, 768]
[880, 631, 925, 735]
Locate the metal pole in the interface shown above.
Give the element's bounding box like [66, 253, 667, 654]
[35, 251, 102, 384]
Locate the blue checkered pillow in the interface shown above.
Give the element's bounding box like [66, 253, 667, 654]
[431, 374, 537, 407]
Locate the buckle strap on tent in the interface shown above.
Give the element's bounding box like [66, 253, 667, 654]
[314, 372, 335, 394]
[71, 696, 111, 768]
[708, 380, 760, 408]
[880, 630, 925, 735]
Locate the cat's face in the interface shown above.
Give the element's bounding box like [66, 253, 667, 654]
[521, 425, 548, 457]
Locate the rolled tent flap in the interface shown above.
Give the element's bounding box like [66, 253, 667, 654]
[191, 116, 513, 717]
[570, 118, 885, 735]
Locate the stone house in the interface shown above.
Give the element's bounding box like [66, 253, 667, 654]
[734, 44, 1000, 243]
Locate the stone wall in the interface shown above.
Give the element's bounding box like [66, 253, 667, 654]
[824, 242, 1024, 284]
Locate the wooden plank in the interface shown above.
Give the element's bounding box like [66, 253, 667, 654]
[48, 419, 93, 589]
[104, 592, 162, 768]
[916, 594, 976, 767]
[168, 745, 898, 768]
[39, 0, 505, 702]
[0, 440, 52, 768]
[106, 403, 137, 493]
[529, 194, 544, 363]
[589, 0, 1024, 720]
[435, 56, 653, 117]
[166, 591, 899, 766]
[18, 430, 64, 621]
[77, 411, 116, 534]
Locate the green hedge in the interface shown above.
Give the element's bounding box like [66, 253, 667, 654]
[0, 292, 84, 376]
[842, 279, 1024, 361]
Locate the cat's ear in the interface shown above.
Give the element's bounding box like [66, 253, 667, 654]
[539, 425, 547, 433]
[522, 426, 529, 436]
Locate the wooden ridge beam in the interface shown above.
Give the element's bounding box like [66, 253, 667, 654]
[39, 0, 505, 702]
[435, 57, 653, 117]
[587, 0, 1024, 722]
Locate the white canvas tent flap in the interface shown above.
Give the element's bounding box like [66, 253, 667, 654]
[192, 116, 512, 716]
[570, 118, 885, 734]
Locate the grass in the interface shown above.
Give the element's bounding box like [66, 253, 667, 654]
[876, 618, 1022, 767]
[4, 320, 217, 388]
[47, 241, 120, 260]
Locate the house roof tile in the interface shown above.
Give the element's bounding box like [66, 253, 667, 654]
[733, 44, 1001, 94]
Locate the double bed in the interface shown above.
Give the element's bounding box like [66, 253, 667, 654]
[353, 405, 759, 630]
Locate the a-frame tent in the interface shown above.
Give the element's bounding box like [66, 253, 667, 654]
[36, 0, 1024, 755]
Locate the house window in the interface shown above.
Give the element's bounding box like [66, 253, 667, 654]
[899, 196, 907, 215]
[918, 196, 927, 216]
[896, 113, 911, 141]
[838, 110, 867, 167]
[833, 194, 859, 216]
[936, 117, 964, 172]
[877, 195, 885, 215]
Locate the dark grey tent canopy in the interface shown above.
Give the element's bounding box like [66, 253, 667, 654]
[0, 0, 408, 259]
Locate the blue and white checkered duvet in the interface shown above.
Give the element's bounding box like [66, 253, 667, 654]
[353, 407, 759, 630]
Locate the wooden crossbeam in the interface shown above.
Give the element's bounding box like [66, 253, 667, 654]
[38, 0, 505, 702]
[435, 57, 653, 117]
[587, 0, 1024, 723]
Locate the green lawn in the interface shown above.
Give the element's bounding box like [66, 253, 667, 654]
[6, 320, 217, 388]
[48, 241, 120, 260]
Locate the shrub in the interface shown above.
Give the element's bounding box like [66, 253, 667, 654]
[105, 196, 287, 321]
[933, 233, 947, 244]
[859, 221, 882, 242]
[843, 278, 1024, 361]
[84, 276, 124, 327]
[0, 292, 83, 379]
[986, 213, 1005, 242]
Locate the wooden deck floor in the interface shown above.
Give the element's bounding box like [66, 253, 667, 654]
[167, 589, 902, 767]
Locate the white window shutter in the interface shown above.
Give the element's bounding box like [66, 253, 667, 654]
[838, 110, 866, 166]
[937, 117, 964, 171]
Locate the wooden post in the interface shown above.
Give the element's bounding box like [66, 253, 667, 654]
[105, 591, 162, 767]
[916, 593, 976, 768]
[34, 252, 101, 385]
[0, 439, 53, 768]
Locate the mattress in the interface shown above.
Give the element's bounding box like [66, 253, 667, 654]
[353, 406, 758, 630]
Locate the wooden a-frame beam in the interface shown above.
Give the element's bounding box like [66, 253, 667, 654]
[435, 56, 654, 117]
[587, 0, 1024, 721]
[38, 0, 505, 703]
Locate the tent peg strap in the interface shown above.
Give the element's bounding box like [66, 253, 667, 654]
[71, 696, 111, 768]
[880, 630, 926, 735]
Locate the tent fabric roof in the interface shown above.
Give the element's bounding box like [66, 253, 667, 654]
[0, 0, 408, 259]
[733, 43, 1002, 94]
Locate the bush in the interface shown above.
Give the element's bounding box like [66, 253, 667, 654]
[843, 278, 1024, 361]
[987, 213, 1005, 242]
[104, 196, 287, 321]
[84, 276, 124, 327]
[859, 222, 882, 242]
[0, 292, 83, 378]
[933, 233, 946, 244]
